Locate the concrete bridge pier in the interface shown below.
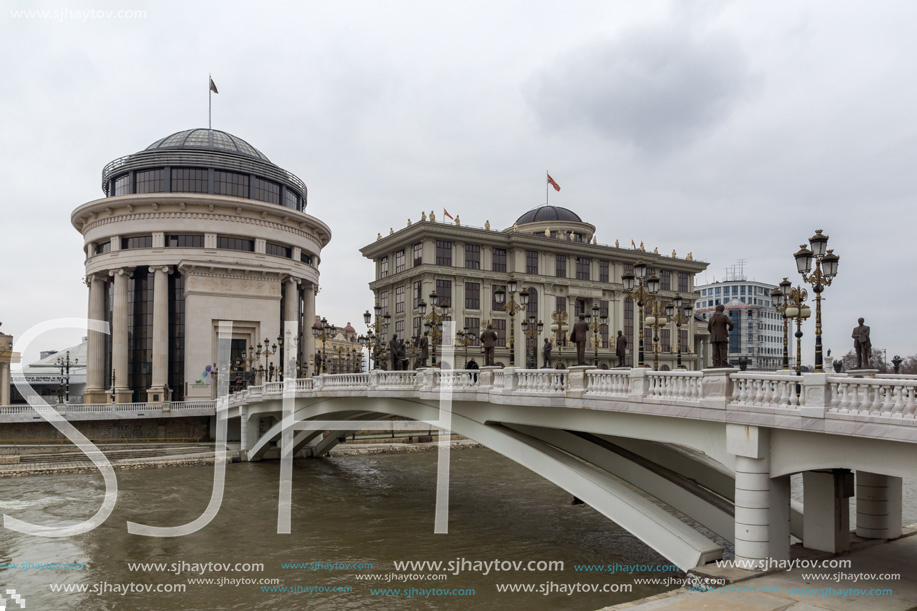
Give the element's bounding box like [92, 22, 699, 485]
[803, 469, 854, 553]
[728, 424, 791, 567]
[856, 471, 903, 540]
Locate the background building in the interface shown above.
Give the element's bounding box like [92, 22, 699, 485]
[361, 205, 709, 370]
[71, 128, 330, 403]
[694, 266, 782, 370]
[0, 328, 15, 405]
[8, 339, 87, 405]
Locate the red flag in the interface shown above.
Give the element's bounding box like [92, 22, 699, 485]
[547, 174, 561, 192]
[631, 240, 636, 248]
[443, 208, 454, 221]
[210, 78, 219, 94]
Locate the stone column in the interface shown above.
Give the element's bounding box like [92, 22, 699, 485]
[110, 268, 133, 403]
[0, 360, 10, 406]
[147, 266, 170, 402]
[728, 424, 790, 568]
[283, 278, 300, 377]
[803, 469, 854, 553]
[83, 275, 108, 403]
[301, 283, 316, 375]
[856, 471, 902, 540]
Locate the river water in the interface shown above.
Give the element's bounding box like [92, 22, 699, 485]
[1, 448, 681, 610]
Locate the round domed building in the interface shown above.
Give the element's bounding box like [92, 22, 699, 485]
[71, 128, 330, 403]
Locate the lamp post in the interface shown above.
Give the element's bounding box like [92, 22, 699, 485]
[784, 284, 811, 391]
[622, 261, 659, 368]
[363, 307, 390, 369]
[586, 303, 607, 368]
[257, 337, 278, 382]
[770, 278, 793, 371]
[550, 310, 569, 368]
[420, 292, 450, 367]
[456, 328, 477, 367]
[644, 297, 668, 370]
[311, 317, 333, 374]
[520, 315, 544, 369]
[56, 351, 78, 403]
[794, 230, 840, 373]
[666, 296, 693, 369]
[493, 279, 524, 367]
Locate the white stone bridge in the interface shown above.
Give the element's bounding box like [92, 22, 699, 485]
[218, 367, 917, 571]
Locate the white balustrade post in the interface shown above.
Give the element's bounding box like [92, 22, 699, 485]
[728, 424, 790, 568]
[566, 365, 589, 399]
[628, 368, 649, 401]
[700, 369, 733, 410]
[856, 471, 903, 540]
[477, 368, 494, 391]
[502, 367, 518, 393]
[800, 373, 828, 417]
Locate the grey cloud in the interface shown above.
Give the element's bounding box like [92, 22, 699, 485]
[525, 25, 759, 154]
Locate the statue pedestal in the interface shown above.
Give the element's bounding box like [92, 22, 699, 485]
[847, 368, 879, 379]
[566, 365, 591, 398]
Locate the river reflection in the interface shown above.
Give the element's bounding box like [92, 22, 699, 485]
[1, 448, 681, 610]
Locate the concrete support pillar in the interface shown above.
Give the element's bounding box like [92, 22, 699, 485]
[728, 424, 790, 568]
[803, 469, 854, 553]
[147, 266, 170, 402]
[856, 471, 902, 540]
[110, 268, 133, 403]
[301, 284, 316, 375]
[84, 275, 108, 403]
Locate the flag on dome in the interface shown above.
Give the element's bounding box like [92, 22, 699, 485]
[547, 174, 561, 192]
[210, 77, 219, 94]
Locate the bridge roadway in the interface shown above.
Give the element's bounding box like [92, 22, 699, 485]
[221, 366, 917, 572]
[4, 367, 916, 571]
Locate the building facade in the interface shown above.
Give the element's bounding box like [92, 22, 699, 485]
[361, 206, 709, 370]
[0, 329, 14, 405]
[694, 276, 782, 370]
[71, 128, 330, 403]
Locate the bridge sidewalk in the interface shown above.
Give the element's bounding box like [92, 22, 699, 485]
[606, 530, 917, 610]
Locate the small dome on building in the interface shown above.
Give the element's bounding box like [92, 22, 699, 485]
[515, 205, 583, 225]
[343, 322, 356, 335]
[145, 128, 271, 162]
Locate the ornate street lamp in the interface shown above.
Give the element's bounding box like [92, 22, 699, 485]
[550, 310, 569, 368]
[521, 314, 544, 369]
[644, 295, 668, 370]
[585, 303, 608, 368]
[795, 230, 840, 373]
[784, 283, 812, 392]
[622, 261, 658, 368]
[56, 351, 78, 404]
[312, 317, 334, 374]
[770, 277, 793, 370]
[666, 296, 693, 369]
[420, 292, 450, 367]
[493, 279, 524, 367]
[364, 307, 390, 369]
[456, 328, 477, 368]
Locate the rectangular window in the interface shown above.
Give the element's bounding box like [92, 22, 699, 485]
[395, 319, 404, 336]
[113, 174, 131, 196]
[413, 242, 423, 266]
[600, 260, 609, 282]
[94, 241, 112, 255]
[301, 252, 313, 265]
[135, 169, 165, 194]
[166, 234, 204, 248]
[678, 272, 689, 293]
[283, 189, 300, 210]
[556, 254, 566, 278]
[214, 171, 249, 198]
[464, 317, 481, 345]
[413, 281, 422, 309]
[395, 250, 405, 273]
[661, 328, 671, 352]
[494, 319, 507, 348]
[624, 297, 634, 367]
[379, 290, 389, 316]
[436, 279, 452, 307]
[436, 241, 452, 266]
[216, 236, 254, 252]
[661, 270, 671, 291]
[465, 244, 480, 269]
[395, 286, 405, 313]
[380, 256, 389, 278]
[492, 284, 505, 311]
[600, 300, 609, 347]
[265, 242, 291, 258]
[465, 282, 480, 310]
[171, 168, 208, 193]
[575, 299, 586, 318]
[555, 295, 566, 312]
[252, 177, 281, 204]
[576, 257, 591, 280]
[680, 329, 688, 352]
[526, 250, 538, 275]
[492, 248, 507, 272]
[121, 235, 153, 249]
[413, 316, 422, 341]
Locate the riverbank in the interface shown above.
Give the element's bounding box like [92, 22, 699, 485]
[0, 439, 484, 477]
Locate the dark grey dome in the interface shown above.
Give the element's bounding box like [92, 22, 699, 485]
[145, 129, 270, 162]
[515, 205, 583, 224]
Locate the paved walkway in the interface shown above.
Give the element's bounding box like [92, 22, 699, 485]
[610, 533, 917, 611]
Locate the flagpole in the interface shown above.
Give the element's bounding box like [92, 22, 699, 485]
[208, 73, 212, 130]
[546, 170, 549, 205]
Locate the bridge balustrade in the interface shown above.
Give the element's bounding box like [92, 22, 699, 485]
[830, 376, 917, 417]
[731, 373, 805, 408]
[646, 371, 703, 401]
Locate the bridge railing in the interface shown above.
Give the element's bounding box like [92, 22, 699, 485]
[828, 376, 917, 417]
[584, 370, 630, 397]
[512, 369, 567, 395]
[731, 373, 806, 409]
[431, 370, 480, 390]
[646, 370, 704, 401]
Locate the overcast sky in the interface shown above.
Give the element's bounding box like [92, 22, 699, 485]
[2, 0, 915, 366]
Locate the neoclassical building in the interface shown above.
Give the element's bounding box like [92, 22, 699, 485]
[71, 129, 330, 403]
[361, 206, 709, 370]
